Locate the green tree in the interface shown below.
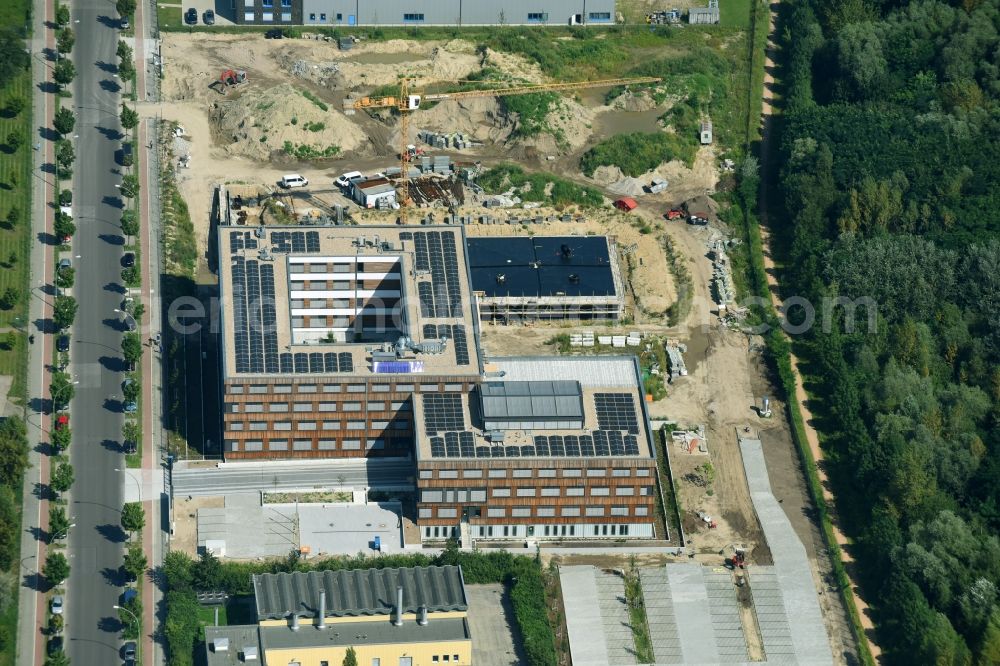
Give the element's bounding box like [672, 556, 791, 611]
[49, 506, 70, 541]
[6, 206, 18, 228]
[120, 174, 139, 199]
[50, 462, 74, 495]
[50, 423, 71, 452]
[123, 378, 140, 404]
[53, 296, 77, 330]
[119, 593, 142, 639]
[55, 139, 74, 175]
[118, 58, 135, 85]
[53, 59, 75, 89]
[191, 550, 222, 590]
[122, 333, 142, 365]
[120, 210, 139, 238]
[163, 551, 194, 591]
[53, 107, 75, 136]
[121, 501, 145, 536]
[4, 96, 23, 117]
[55, 267, 74, 289]
[0, 416, 28, 488]
[0, 287, 17, 310]
[50, 371, 74, 409]
[117, 40, 132, 61]
[122, 420, 140, 453]
[0, 30, 29, 90]
[43, 552, 70, 586]
[116, 0, 137, 18]
[56, 28, 74, 56]
[54, 212, 75, 240]
[0, 486, 19, 569]
[44, 650, 70, 666]
[5, 131, 21, 152]
[343, 647, 359, 666]
[120, 105, 139, 132]
[55, 3, 70, 26]
[123, 542, 147, 581]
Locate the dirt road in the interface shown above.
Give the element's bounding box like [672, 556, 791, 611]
[756, 0, 881, 661]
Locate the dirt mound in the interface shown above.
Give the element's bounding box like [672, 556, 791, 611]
[520, 98, 597, 155]
[210, 83, 365, 160]
[591, 165, 625, 186]
[408, 97, 514, 148]
[608, 90, 659, 112]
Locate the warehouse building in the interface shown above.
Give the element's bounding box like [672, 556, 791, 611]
[467, 236, 626, 322]
[216, 224, 662, 542]
[238, 0, 616, 25]
[205, 565, 472, 666]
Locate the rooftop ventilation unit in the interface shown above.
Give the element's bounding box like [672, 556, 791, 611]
[242, 646, 259, 661]
[213, 637, 229, 652]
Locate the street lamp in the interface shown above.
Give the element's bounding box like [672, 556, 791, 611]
[52, 523, 76, 541]
[114, 468, 141, 502]
[113, 604, 139, 632]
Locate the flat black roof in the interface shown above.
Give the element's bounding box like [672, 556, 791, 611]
[466, 236, 616, 298]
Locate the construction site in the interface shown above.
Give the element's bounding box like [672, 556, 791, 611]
[149, 26, 859, 665]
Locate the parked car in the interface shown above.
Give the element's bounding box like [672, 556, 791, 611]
[50, 595, 63, 615]
[123, 641, 137, 660]
[119, 15, 129, 29]
[119, 141, 133, 167]
[55, 415, 69, 430]
[687, 213, 709, 226]
[184, 8, 198, 24]
[665, 208, 684, 221]
[264, 28, 284, 38]
[56, 335, 69, 353]
[203, 9, 215, 24]
[47, 636, 63, 656]
[335, 171, 362, 188]
[279, 174, 308, 189]
[122, 252, 135, 268]
[58, 258, 71, 270]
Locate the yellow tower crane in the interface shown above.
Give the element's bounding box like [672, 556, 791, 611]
[344, 76, 662, 207]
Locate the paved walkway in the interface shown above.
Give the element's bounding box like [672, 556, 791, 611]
[594, 570, 638, 665]
[16, 0, 57, 663]
[559, 566, 613, 666]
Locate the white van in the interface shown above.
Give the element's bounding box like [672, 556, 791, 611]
[335, 171, 363, 188]
[280, 174, 309, 189]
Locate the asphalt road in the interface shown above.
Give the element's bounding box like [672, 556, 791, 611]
[171, 458, 416, 495]
[65, 2, 129, 663]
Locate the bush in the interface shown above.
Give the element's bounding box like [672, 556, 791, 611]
[580, 131, 697, 177]
[301, 89, 328, 111]
[477, 163, 603, 208]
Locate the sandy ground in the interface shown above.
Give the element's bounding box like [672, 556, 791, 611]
[171, 495, 224, 556]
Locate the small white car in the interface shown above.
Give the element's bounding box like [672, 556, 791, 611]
[335, 171, 362, 188]
[51, 596, 63, 615]
[280, 174, 309, 189]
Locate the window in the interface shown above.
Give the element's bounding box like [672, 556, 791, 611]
[512, 507, 531, 517]
[298, 384, 317, 393]
[444, 383, 463, 392]
[538, 469, 556, 478]
[372, 384, 390, 393]
[391, 401, 411, 410]
[318, 402, 337, 412]
[318, 439, 337, 450]
[492, 488, 510, 498]
[372, 659, 380, 666]
[342, 402, 362, 411]
[487, 507, 505, 517]
[462, 469, 482, 478]
[527, 12, 548, 21]
[245, 440, 263, 451]
[438, 508, 458, 519]
[516, 488, 536, 497]
[346, 384, 365, 393]
[640, 486, 654, 496]
[616, 487, 635, 496]
[439, 470, 458, 479]
[591, 487, 610, 496]
[309, 13, 316, 20]
[281, 0, 291, 6]
[298, 421, 317, 431]
[268, 439, 288, 450]
[635, 506, 648, 516]
[586, 468, 606, 477]
[433, 658, 439, 664]
[586, 506, 605, 517]
[249, 385, 268, 394]
[636, 468, 651, 477]
[229, 385, 245, 394]
[273, 422, 292, 431]
[566, 487, 584, 497]
[404, 13, 425, 21]
[488, 469, 507, 478]
[274, 385, 292, 393]
[419, 508, 433, 518]
[325, 384, 343, 392]
[396, 384, 414, 392]
[244, 403, 264, 413]
[293, 439, 312, 451]
[320, 12, 327, 20]
[294, 402, 313, 412]
[611, 506, 629, 516]
[322, 421, 340, 430]
[336, 12, 342, 20]
[342, 439, 361, 450]
[346, 420, 365, 430]
[268, 402, 288, 412]
[229, 422, 244, 431]
[249, 422, 267, 431]
[512, 469, 531, 478]
[563, 469, 582, 478]
[588, 11, 611, 20]
[262, 12, 273, 21]
[368, 401, 385, 411]
[262, 0, 272, 6]
[612, 469, 631, 477]
[561, 506, 581, 517]
[537, 506, 555, 517]
[419, 470, 433, 479]
[540, 487, 559, 497]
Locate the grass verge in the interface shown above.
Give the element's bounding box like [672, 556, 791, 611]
[156, 5, 183, 30]
[623, 564, 654, 663]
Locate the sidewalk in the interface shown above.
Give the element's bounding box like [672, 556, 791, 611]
[16, 0, 56, 664]
[134, 0, 167, 664]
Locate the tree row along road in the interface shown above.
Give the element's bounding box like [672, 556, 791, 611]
[755, 1, 881, 661]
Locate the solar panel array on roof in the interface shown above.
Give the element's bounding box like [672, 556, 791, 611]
[423, 393, 464, 435]
[479, 381, 584, 421]
[374, 361, 425, 373]
[421, 324, 470, 366]
[270, 230, 320, 254]
[230, 257, 279, 373]
[428, 430, 640, 459]
[413, 231, 462, 318]
[229, 230, 258, 253]
[595, 393, 641, 434]
[466, 236, 617, 298]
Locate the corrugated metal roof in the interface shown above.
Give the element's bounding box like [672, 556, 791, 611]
[479, 381, 584, 420]
[252, 565, 467, 620]
[493, 357, 639, 388]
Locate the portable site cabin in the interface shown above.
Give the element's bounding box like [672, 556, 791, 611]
[614, 198, 638, 212]
[700, 121, 713, 145]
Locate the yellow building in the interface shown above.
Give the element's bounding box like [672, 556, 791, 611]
[205, 565, 472, 666]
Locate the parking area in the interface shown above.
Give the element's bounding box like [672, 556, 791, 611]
[465, 584, 525, 666]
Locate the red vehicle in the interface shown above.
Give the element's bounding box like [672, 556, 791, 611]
[665, 208, 684, 220]
[613, 198, 638, 212]
[55, 414, 69, 429]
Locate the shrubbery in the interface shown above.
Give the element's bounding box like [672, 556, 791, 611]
[477, 163, 602, 208]
[580, 132, 697, 177]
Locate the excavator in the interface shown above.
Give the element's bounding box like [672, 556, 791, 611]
[210, 69, 248, 95]
[343, 75, 662, 207]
